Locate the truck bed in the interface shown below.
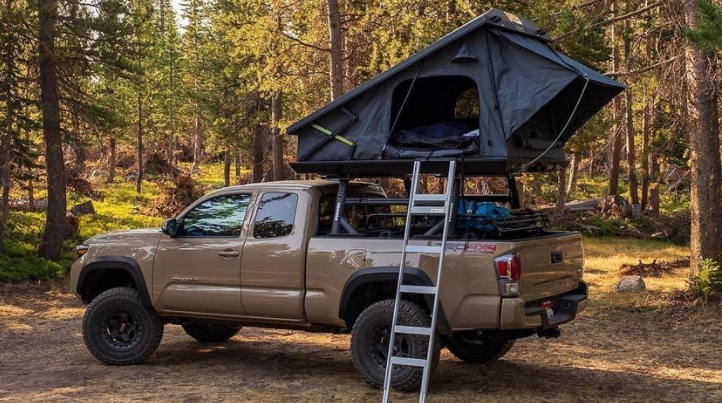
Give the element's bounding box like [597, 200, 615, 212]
[304, 231, 584, 331]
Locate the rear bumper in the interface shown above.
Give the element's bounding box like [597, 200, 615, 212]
[500, 282, 588, 330]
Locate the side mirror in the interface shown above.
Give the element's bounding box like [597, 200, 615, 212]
[162, 218, 179, 237]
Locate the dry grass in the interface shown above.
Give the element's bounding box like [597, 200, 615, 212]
[1, 238, 720, 403]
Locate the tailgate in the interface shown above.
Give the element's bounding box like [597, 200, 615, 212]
[516, 232, 584, 301]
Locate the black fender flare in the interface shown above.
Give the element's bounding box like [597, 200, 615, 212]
[77, 256, 153, 307]
[338, 267, 451, 335]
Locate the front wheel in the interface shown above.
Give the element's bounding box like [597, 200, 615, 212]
[350, 300, 440, 392]
[182, 323, 241, 343]
[82, 287, 164, 365]
[445, 332, 515, 364]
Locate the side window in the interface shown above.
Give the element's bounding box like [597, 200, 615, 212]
[181, 194, 251, 237]
[253, 193, 298, 238]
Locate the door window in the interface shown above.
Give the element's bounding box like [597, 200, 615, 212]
[181, 194, 251, 237]
[253, 193, 298, 238]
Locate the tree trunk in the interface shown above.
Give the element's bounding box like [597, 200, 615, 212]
[608, 0, 622, 196]
[623, 19, 639, 217]
[252, 125, 265, 183]
[641, 87, 651, 211]
[648, 153, 660, 216]
[191, 71, 202, 171]
[192, 113, 201, 171]
[555, 166, 567, 216]
[0, 22, 13, 254]
[327, 0, 344, 100]
[446, 0, 457, 21]
[566, 153, 579, 195]
[168, 69, 175, 165]
[625, 88, 640, 211]
[223, 151, 231, 187]
[235, 154, 241, 178]
[108, 137, 116, 183]
[27, 175, 34, 206]
[38, 0, 66, 260]
[685, 0, 722, 274]
[271, 92, 285, 181]
[0, 177, 9, 254]
[136, 93, 143, 194]
[0, 145, 9, 255]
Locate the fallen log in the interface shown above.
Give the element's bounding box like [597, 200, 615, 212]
[619, 257, 691, 277]
[564, 199, 600, 213]
[9, 199, 48, 211]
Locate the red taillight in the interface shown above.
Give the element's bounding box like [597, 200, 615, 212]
[495, 254, 521, 281]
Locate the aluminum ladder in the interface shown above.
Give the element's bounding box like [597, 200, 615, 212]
[381, 160, 456, 403]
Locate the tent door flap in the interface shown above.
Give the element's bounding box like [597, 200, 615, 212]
[299, 107, 359, 161]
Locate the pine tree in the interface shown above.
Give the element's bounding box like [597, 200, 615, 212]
[0, 0, 35, 254]
[684, 0, 722, 273]
[181, 0, 210, 171]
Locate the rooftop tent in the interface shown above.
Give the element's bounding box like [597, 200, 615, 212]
[287, 9, 625, 176]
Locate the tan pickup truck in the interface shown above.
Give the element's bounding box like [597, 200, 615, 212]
[70, 180, 587, 391]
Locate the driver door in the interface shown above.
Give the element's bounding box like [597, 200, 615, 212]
[153, 192, 254, 317]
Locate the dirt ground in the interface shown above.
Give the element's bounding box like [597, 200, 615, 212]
[0, 280, 721, 403]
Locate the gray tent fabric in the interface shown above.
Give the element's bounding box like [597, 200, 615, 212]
[288, 8, 625, 175]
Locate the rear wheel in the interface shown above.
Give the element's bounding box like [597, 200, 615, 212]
[446, 332, 515, 364]
[82, 287, 164, 365]
[181, 323, 241, 343]
[350, 299, 440, 392]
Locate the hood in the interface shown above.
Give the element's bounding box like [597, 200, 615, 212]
[86, 228, 163, 244]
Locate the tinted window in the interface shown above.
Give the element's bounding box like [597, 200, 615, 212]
[181, 194, 250, 237]
[253, 193, 298, 238]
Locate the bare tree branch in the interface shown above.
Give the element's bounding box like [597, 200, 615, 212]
[555, 0, 666, 41]
[279, 31, 330, 53]
[605, 54, 682, 77]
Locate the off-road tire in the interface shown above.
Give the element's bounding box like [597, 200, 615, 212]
[181, 323, 241, 343]
[351, 299, 440, 392]
[446, 332, 515, 364]
[82, 287, 164, 365]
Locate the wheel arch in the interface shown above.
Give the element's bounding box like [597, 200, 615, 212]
[338, 267, 451, 335]
[77, 256, 153, 307]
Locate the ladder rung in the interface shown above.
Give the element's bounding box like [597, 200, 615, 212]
[409, 206, 446, 215]
[399, 285, 438, 295]
[394, 325, 432, 336]
[413, 194, 447, 203]
[389, 356, 427, 367]
[404, 244, 443, 254]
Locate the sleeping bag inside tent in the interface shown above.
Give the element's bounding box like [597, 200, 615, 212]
[287, 8, 625, 176]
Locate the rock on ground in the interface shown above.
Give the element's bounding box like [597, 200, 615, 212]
[70, 200, 95, 216]
[615, 275, 646, 293]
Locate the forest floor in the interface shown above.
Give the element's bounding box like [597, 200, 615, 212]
[1, 238, 720, 403]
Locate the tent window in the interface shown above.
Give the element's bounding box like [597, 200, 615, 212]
[387, 75, 480, 155]
[455, 88, 480, 119]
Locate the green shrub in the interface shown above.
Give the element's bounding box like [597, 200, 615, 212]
[0, 246, 74, 281]
[688, 259, 722, 302]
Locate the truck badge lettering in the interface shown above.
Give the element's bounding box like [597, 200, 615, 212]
[465, 244, 497, 254]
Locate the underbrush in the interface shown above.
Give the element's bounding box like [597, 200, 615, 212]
[1, 162, 239, 282]
[551, 210, 690, 246]
[1, 180, 163, 282]
[686, 259, 722, 303]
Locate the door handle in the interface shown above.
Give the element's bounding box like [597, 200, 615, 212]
[218, 250, 240, 258]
